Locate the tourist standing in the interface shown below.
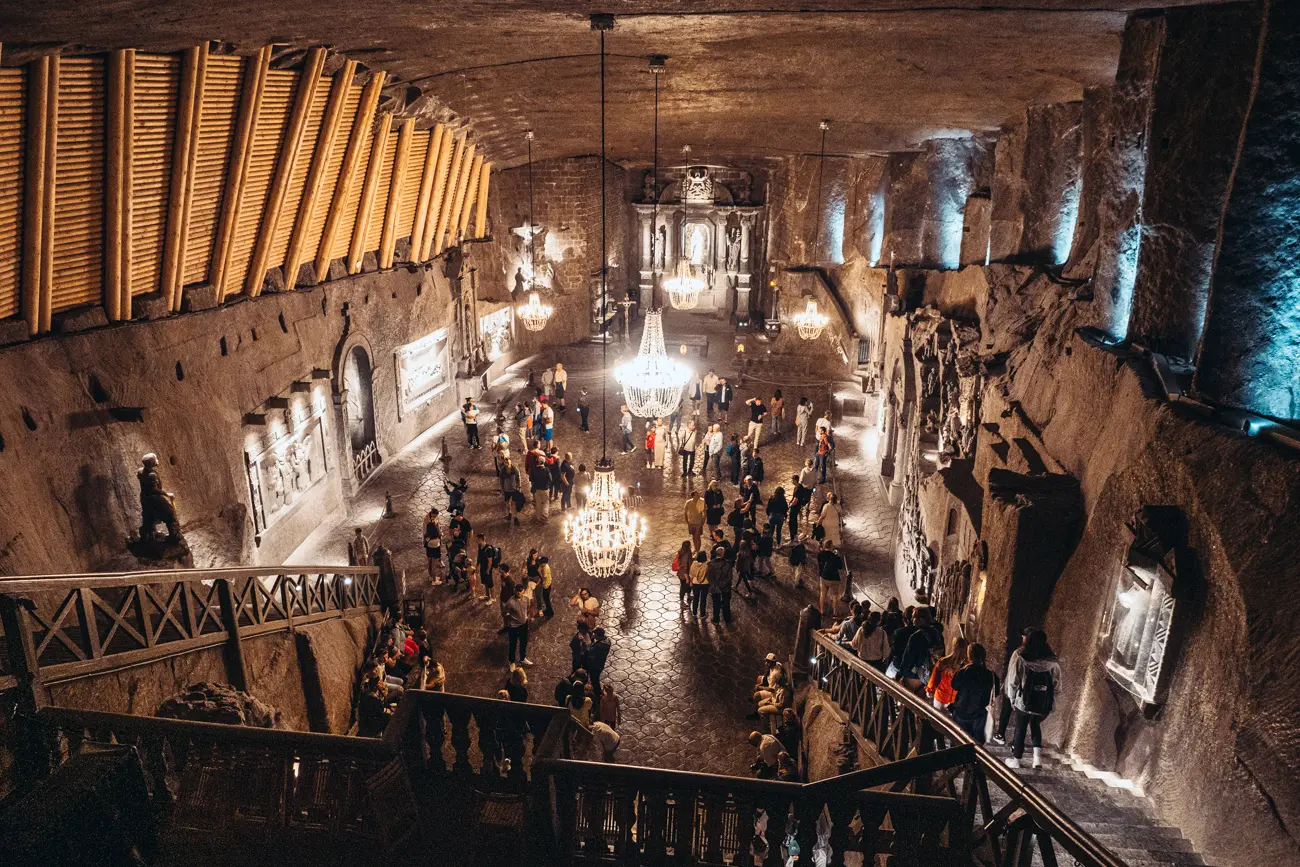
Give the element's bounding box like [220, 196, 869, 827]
[745, 397, 767, 449]
[817, 493, 842, 548]
[816, 541, 844, 616]
[577, 388, 591, 432]
[951, 643, 995, 744]
[538, 556, 554, 617]
[553, 362, 568, 411]
[424, 509, 443, 585]
[620, 405, 634, 453]
[541, 398, 555, 444]
[766, 488, 789, 546]
[462, 399, 481, 449]
[815, 429, 832, 483]
[727, 434, 742, 485]
[1004, 629, 1061, 769]
[706, 424, 724, 480]
[575, 463, 591, 509]
[674, 540, 695, 604]
[500, 458, 523, 526]
[684, 492, 707, 551]
[687, 370, 704, 417]
[583, 628, 611, 701]
[703, 369, 720, 417]
[477, 536, 500, 602]
[927, 637, 970, 711]
[755, 525, 776, 577]
[770, 390, 785, 437]
[348, 527, 371, 567]
[679, 422, 699, 477]
[541, 365, 555, 400]
[528, 458, 552, 521]
[569, 622, 591, 671]
[707, 548, 734, 625]
[689, 552, 710, 617]
[652, 418, 668, 469]
[559, 454, 576, 512]
[795, 397, 814, 447]
[716, 377, 733, 424]
[571, 587, 601, 629]
[503, 584, 533, 666]
[788, 535, 807, 586]
[852, 612, 891, 669]
[735, 538, 757, 597]
[704, 481, 726, 537]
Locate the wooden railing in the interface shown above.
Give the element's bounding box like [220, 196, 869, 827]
[536, 745, 983, 866]
[0, 567, 381, 701]
[812, 631, 1129, 867]
[32, 703, 419, 856]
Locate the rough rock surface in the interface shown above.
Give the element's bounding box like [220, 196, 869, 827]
[989, 103, 1082, 265]
[47, 645, 230, 718]
[241, 632, 312, 732]
[295, 614, 381, 733]
[157, 682, 283, 728]
[800, 690, 856, 782]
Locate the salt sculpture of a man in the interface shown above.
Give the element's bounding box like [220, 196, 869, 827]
[138, 453, 181, 543]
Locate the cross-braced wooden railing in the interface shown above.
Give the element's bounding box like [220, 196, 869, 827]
[812, 631, 1129, 867]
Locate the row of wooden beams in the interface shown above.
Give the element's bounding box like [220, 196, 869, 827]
[457, 152, 484, 243]
[105, 49, 134, 321]
[474, 159, 492, 239]
[22, 55, 57, 334]
[379, 117, 413, 269]
[210, 45, 270, 299]
[315, 70, 384, 284]
[246, 47, 326, 297]
[162, 46, 204, 312]
[432, 136, 467, 259]
[285, 59, 355, 284]
[417, 128, 454, 262]
[349, 112, 391, 274]
[409, 124, 444, 260]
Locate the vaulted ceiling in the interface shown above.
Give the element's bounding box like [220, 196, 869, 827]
[0, 0, 1227, 167]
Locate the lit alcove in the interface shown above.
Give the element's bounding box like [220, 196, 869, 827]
[1099, 506, 1197, 711]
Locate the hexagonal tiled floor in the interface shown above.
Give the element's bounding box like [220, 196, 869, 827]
[290, 311, 898, 775]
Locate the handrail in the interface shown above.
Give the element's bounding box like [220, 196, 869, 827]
[0, 565, 379, 593]
[811, 631, 1128, 867]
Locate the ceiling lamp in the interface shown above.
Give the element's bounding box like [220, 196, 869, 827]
[566, 14, 644, 579]
[615, 309, 690, 418]
[664, 259, 704, 310]
[517, 290, 554, 332]
[794, 297, 829, 340]
[514, 130, 551, 331]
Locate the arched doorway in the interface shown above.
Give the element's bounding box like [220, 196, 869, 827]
[343, 346, 379, 482]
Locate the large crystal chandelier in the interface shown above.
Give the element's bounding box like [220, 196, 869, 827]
[664, 260, 704, 310]
[565, 461, 646, 578]
[567, 14, 643, 578]
[614, 309, 690, 418]
[794, 297, 829, 340]
[517, 290, 553, 332]
[514, 130, 552, 331]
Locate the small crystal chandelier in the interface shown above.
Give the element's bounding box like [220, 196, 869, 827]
[565, 461, 646, 578]
[517, 290, 554, 332]
[614, 309, 690, 418]
[514, 130, 552, 331]
[664, 260, 704, 310]
[567, 14, 643, 579]
[793, 297, 829, 340]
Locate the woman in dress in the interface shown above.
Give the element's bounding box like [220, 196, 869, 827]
[674, 540, 694, 605]
[817, 492, 842, 549]
[704, 481, 726, 536]
[652, 418, 668, 469]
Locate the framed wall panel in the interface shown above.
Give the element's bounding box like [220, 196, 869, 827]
[182, 54, 241, 286]
[129, 52, 179, 296]
[0, 68, 25, 320]
[51, 57, 105, 314]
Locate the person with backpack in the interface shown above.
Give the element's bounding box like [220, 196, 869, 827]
[1004, 629, 1061, 768]
[897, 608, 941, 692]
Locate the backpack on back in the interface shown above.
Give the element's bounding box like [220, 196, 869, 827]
[1021, 666, 1055, 716]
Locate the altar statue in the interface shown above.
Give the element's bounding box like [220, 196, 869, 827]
[725, 225, 742, 272]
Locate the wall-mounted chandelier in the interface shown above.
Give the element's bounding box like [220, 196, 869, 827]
[615, 309, 690, 418]
[517, 290, 554, 332]
[566, 14, 643, 578]
[793, 297, 829, 340]
[514, 130, 552, 331]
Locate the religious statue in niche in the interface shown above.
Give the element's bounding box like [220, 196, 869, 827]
[656, 225, 667, 271]
[513, 267, 526, 296]
[725, 225, 742, 273]
[642, 171, 656, 203]
[685, 223, 709, 268]
[137, 453, 182, 544]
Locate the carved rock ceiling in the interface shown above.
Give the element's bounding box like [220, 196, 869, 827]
[1, 0, 1222, 167]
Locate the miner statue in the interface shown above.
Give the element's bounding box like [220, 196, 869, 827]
[138, 453, 182, 544]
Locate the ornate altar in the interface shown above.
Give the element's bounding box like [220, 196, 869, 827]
[633, 164, 764, 321]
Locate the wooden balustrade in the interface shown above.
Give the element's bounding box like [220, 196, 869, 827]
[0, 566, 380, 705]
[811, 631, 1129, 867]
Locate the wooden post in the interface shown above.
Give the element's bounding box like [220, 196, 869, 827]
[379, 117, 413, 269]
[163, 46, 204, 312]
[439, 141, 475, 255]
[348, 112, 391, 274]
[418, 127, 454, 261]
[246, 47, 326, 296]
[284, 59, 355, 282]
[23, 56, 57, 335]
[0, 594, 50, 785]
[314, 70, 384, 283]
[473, 160, 492, 239]
[209, 45, 270, 299]
[215, 578, 250, 692]
[409, 123, 444, 261]
[456, 152, 483, 245]
[432, 135, 467, 257]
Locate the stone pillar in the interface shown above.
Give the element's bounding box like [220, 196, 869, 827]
[1127, 2, 1266, 361]
[1196, 0, 1300, 417]
[640, 211, 653, 269]
[988, 103, 1083, 265]
[882, 153, 928, 266]
[924, 137, 995, 269]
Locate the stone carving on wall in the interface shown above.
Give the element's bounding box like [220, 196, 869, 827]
[898, 428, 934, 598]
[681, 166, 715, 204]
[725, 225, 742, 273]
[138, 453, 181, 544]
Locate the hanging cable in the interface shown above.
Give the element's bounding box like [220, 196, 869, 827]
[526, 130, 535, 288]
[600, 25, 608, 463]
[650, 56, 663, 308]
[813, 119, 830, 260]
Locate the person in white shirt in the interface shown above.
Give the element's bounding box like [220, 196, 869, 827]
[795, 398, 815, 446]
[703, 369, 720, 417]
[620, 406, 634, 453]
[687, 370, 704, 415]
[540, 365, 555, 397]
[706, 424, 725, 480]
[815, 411, 832, 438]
[852, 613, 891, 667]
[553, 363, 568, 410]
[590, 720, 621, 762]
[749, 731, 783, 777]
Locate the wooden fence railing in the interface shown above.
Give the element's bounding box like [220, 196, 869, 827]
[536, 744, 983, 866]
[812, 631, 1129, 867]
[0, 567, 381, 704]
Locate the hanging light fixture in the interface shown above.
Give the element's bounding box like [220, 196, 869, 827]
[515, 130, 552, 332]
[667, 142, 705, 309]
[793, 119, 833, 341]
[793, 297, 829, 340]
[566, 15, 646, 578]
[614, 308, 690, 418]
